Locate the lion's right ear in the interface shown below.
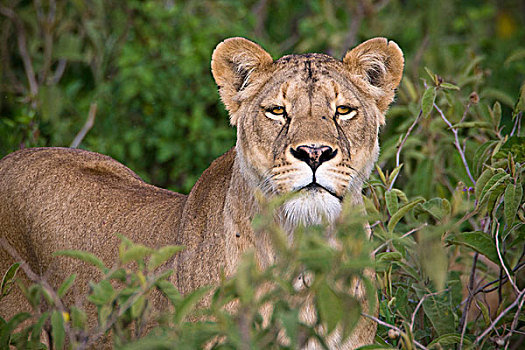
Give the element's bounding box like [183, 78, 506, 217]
[212, 37, 273, 124]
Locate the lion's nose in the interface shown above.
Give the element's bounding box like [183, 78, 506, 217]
[290, 145, 337, 171]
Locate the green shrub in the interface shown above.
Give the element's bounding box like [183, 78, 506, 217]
[1, 0, 524, 349]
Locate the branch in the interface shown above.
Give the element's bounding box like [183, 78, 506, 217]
[71, 103, 97, 148]
[410, 288, 449, 332]
[495, 228, 519, 294]
[0, 5, 39, 103]
[433, 103, 476, 185]
[388, 110, 423, 191]
[0, 238, 76, 345]
[373, 223, 427, 255]
[459, 252, 478, 349]
[362, 313, 429, 350]
[474, 288, 525, 344]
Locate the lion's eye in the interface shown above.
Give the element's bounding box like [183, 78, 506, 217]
[336, 105, 357, 120]
[269, 106, 285, 115]
[265, 106, 287, 121]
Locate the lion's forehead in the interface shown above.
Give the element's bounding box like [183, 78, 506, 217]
[273, 53, 345, 81]
[259, 54, 363, 106]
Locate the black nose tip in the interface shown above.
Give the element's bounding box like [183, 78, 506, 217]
[290, 145, 337, 170]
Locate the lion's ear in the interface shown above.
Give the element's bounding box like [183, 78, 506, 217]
[342, 37, 404, 112]
[212, 37, 273, 123]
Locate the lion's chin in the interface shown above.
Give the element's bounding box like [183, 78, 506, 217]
[279, 188, 342, 232]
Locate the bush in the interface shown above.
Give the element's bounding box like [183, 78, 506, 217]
[1, 0, 524, 349]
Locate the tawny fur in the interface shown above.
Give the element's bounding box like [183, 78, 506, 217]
[0, 37, 403, 349]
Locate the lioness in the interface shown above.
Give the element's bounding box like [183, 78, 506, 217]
[0, 37, 403, 348]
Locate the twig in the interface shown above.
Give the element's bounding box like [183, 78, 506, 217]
[459, 252, 478, 349]
[71, 103, 97, 148]
[433, 103, 476, 185]
[51, 59, 67, 84]
[510, 112, 522, 137]
[0, 238, 76, 346]
[0, 5, 39, 104]
[83, 276, 157, 349]
[472, 261, 525, 296]
[504, 295, 525, 349]
[373, 223, 427, 255]
[361, 313, 429, 350]
[342, 1, 364, 50]
[474, 288, 525, 344]
[495, 228, 519, 294]
[410, 289, 449, 332]
[388, 110, 423, 191]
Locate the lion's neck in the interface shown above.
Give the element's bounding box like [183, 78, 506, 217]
[223, 153, 276, 273]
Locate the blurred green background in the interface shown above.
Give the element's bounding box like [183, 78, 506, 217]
[1, 0, 524, 193]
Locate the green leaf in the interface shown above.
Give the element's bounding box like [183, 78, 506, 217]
[0, 312, 31, 348]
[156, 280, 181, 306]
[424, 67, 436, 82]
[389, 164, 404, 185]
[51, 311, 66, 350]
[450, 121, 492, 129]
[476, 172, 509, 212]
[505, 48, 525, 66]
[495, 136, 525, 162]
[131, 295, 147, 319]
[148, 245, 185, 271]
[504, 183, 523, 227]
[71, 306, 87, 330]
[385, 190, 399, 216]
[30, 311, 50, 343]
[440, 82, 460, 90]
[475, 299, 491, 327]
[173, 286, 211, 325]
[475, 168, 494, 200]
[88, 280, 115, 306]
[445, 231, 507, 266]
[492, 101, 502, 127]
[54, 33, 85, 61]
[473, 142, 496, 177]
[120, 244, 153, 264]
[376, 252, 403, 264]
[387, 198, 426, 232]
[413, 287, 455, 336]
[58, 274, 77, 298]
[420, 225, 448, 290]
[1, 263, 20, 298]
[414, 198, 451, 222]
[316, 284, 343, 334]
[428, 333, 472, 348]
[392, 189, 408, 204]
[375, 164, 387, 185]
[421, 87, 436, 118]
[54, 250, 106, 270]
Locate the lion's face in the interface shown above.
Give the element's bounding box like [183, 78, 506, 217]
[212, 38, 403, 228]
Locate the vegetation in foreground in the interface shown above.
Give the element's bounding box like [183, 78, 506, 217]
[1, 0, 524, 349]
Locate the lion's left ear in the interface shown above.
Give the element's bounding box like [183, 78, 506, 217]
[342, 37, 404, 113]
[212, 37, 273, 124]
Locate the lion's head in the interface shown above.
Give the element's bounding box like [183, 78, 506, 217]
[212, 38, 403, 229]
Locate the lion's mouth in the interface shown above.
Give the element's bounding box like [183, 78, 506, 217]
[299, 183, 343, 201]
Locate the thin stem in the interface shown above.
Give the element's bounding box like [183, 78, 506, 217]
[0, 5, 39, 103]
[495, 228, 519, 294]
[362, 313, 429, 350]
[433, 103, 476, 185]
[474, 288, 525, 344]
[388, 110, 423, 191]
[373, 223, 427, 255]
[410, 289, 448, 332]
[459, 252, 478, 349]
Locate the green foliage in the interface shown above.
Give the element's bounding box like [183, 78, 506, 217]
[1, 0, 525, 349]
